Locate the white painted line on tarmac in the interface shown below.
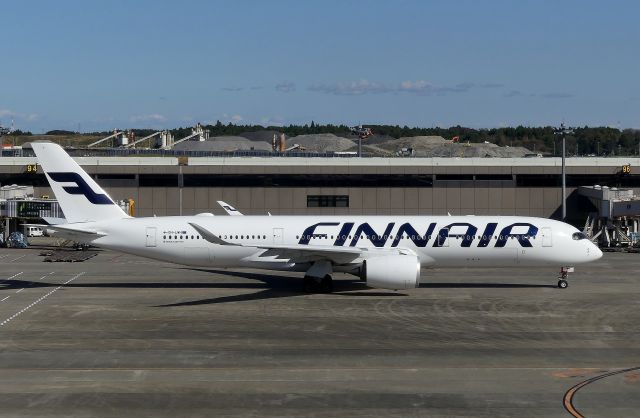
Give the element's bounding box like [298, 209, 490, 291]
[38, 272, 55, 280]
[0, 254, 11, 260]
[1, 272, 23, 282]
[7, 255, 27, 262]
[1, 296, 9, 302]
[15, 288, 23, 293]
[0, 272, 85, 328]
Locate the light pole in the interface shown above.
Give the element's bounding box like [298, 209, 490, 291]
[554, 123, 574, 221]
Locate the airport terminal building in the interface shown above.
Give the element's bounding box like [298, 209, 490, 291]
[1, 155, 639, 224]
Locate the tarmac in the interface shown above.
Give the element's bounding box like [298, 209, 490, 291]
[0, 246, 638, 417]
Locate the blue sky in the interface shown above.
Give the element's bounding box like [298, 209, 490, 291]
[1, 0, 639, 132]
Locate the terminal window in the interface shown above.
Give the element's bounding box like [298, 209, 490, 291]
[307, 195, 349, 208]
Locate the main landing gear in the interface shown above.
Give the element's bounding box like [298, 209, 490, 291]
[303, 260, 334, 293]
[557, 267, 574, 289]
[303, 275, 334, 293]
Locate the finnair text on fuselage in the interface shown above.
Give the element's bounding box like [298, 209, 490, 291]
[298, 221, 538, 248]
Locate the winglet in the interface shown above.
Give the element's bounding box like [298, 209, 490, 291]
[189, 222, 239, 246]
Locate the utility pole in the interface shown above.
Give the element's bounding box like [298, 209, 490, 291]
[554, 123, 574, 221]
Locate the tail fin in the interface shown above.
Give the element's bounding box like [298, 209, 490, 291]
[32, 142, 129, 223]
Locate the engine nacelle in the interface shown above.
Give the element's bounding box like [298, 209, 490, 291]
[361, 254, 421, 290]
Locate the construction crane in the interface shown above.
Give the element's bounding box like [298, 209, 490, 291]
[165, 123, 209, 149]
[88, 130, 123, 147]
[124, 131, 163, 148]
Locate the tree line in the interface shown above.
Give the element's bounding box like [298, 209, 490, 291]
[19, 123, 640, 156]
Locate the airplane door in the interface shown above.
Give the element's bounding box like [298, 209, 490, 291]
[273, 228, 284, 244]
[145, 227, 157, 247]
[541, 227, 552, 247]
[435, 227, 449, 247]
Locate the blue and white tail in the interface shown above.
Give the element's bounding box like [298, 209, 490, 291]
[32, 142, 130, 223]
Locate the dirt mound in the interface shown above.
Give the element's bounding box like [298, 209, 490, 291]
[173, 136, 272, 152]
[287, 134, 356, 152]
[376, 136, 531, 157]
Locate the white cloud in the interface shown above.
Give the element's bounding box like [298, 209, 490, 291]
[275, 81, 296, 93]
[260, 116, 286, 126]
[308, 79, 478, 96]
[0, 109, 16, 118]
[217, 113, 244, 124]
[309, 79, 390, 95]
[0, 108, 38, 121]
[540, 92, 575, 99]
[504, 90, 524, 98]
[129, 113, 167, 123]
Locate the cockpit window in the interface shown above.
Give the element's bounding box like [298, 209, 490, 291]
[572, 232, 588, 240]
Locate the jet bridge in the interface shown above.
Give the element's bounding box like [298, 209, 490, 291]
[579, 185, 640, 247]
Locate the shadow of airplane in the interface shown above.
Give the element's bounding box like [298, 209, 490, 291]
[0, 268, 403, 306]
[0, 268, 555, 307]
[421, 282, 556, 289]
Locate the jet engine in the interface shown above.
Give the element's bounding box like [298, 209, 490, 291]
[361, 255, 421, 290]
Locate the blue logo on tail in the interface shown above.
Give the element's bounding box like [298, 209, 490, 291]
[48, 172, 113, 205]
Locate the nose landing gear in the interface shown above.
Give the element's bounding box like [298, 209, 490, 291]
[557, 267, 574, 289]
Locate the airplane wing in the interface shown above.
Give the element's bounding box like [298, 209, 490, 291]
[217, 201, 243, 216]
[189, 222, 413, 265]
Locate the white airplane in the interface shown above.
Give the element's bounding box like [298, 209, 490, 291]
[32, 142, 602, 292]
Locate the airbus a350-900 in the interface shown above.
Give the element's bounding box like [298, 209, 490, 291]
[32, 142, 602, 292]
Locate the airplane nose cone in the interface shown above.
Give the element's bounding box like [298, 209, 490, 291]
[589, 243, 603, 260]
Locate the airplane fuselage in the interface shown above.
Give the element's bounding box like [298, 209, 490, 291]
[67, 215, 601, 274]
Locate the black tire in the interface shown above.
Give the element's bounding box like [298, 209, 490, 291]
[321, 275, 334, 293]
[558, 279, 568, 289]
[303, 276, 316, 293]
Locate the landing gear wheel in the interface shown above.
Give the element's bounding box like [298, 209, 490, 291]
[558, 279, 568, 289]
[303, 276, 316, 293]
[321, 274, 334, 293]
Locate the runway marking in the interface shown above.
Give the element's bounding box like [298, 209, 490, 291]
[563, 366, 640, 417]
[0, 272, 85, 328]
[7, 254, 28, 262]
[38, 272, 55, 280]
[1, 272, 23, 282]
[109, 254, 124, 262]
